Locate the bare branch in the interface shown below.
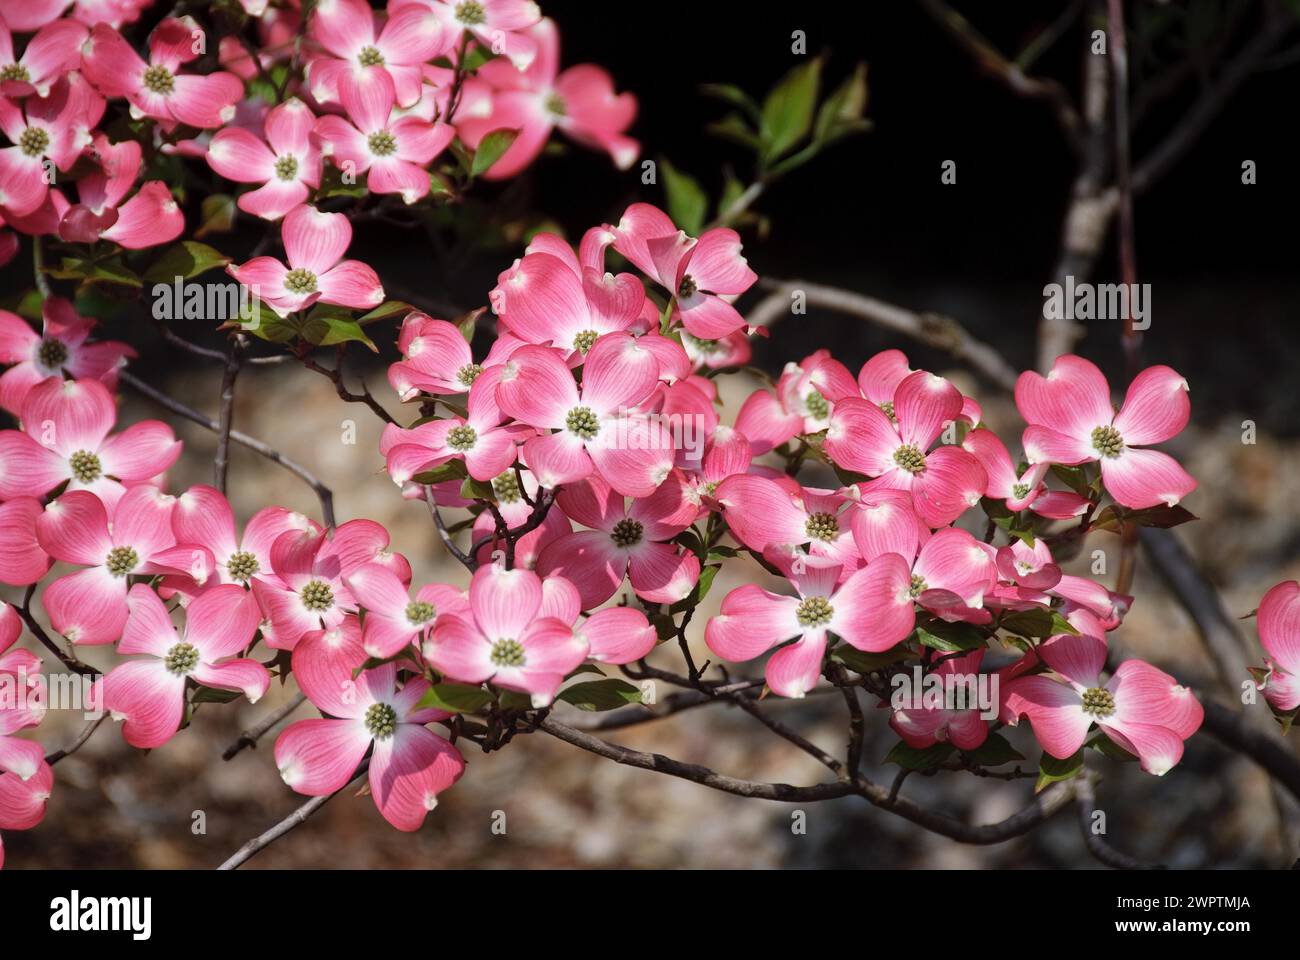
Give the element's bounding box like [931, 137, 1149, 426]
[214, 335, 245, 493]
[1075, 773, 1155, 869]
[222, 692, 308, 761]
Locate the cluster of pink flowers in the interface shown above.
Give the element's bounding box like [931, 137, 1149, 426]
[0, 0, 639, 260]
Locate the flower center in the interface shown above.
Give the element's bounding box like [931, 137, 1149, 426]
[692, 337, 722, 354]
[226, 550, 259, 582]
[909, 574, 927, 599]
[143, 63, 175, 95]
[565, 406, 599, 440]
[164, 641, 200, 675]
[880, 400, 896, 421]
[572, 329, 599, 354]
[357, 45, 385, 67]
[105, 545, 139, 577]
[69, 450, 103, 483]
[455, 0, 487, 25]
[610, 517, 643, 547]
[300, 578, 334, 612]
[367, 130, 397, 156]
[38, 337, 68, 369]
[446, 424, 477, 451]
[283, 268, 318, 294]
[795, 595, 833, 627]
[893, 443, 927, 474]
[804, 390, 829, 421]
[456, 363, 483, 387]
[805, 511, 839, 542]
[274, 154, 299, 181]
[405, 600, 436, 624]
[492, 471, 520, 504]
[364, 702, 398, 739]
[1081, 686, 1115, 717]
[490, 637, 526, 668]
[19, 126, 48, 158]
[677, 274, 698, 299]
[1091, 424, 1124, 458]
[1011, 482, 1031, 499]
[0, 63, 30, 83]
[545, 91, 567, 117]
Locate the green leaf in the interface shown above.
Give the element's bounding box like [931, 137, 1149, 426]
[1089, 732, 1138, 762]
[760, 57, 822, 163]
[668, 563, 720, 614]
[831, 643, 910, 673]
[700, 82, 762, 124]
[356, 300, 413, 326]
[999, 608, 1079, 639]
[300, 304, 376, 351]
[813, 61, 869, 144]
[144, 241, 231, 283]
[49, 256, 143, 289]
[190, 685, 244, 705]
[460, 476, 495, 501]
[706, 113, 763, 151]
[412, 460, 468, 485]
[885, 740, 954, 771]
[456, 306, 487, 343]
[1035, 748, 1085, 792]
[428, 170, 455, 199]
[496, 691, 533, 711]
[962, 732, 1024, 766]
[470, 128, 520, 178]
[196, 194, 237, 239]
[660, 156, 708, 236]
[1051, 464, 1091, 497]
[912, 619, 985, 653]
[557, 679, 643, 712]
[316, 164, 367, 199]
[416, 682, 492, 714]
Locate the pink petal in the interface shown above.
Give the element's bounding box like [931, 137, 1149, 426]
[172, 484, 238, 560]
[1015, 354, 1113, 441]
[674, 292, 746, 340]
[275, 717, 372, 795]
[493, 251, 588, 347]
[627, 540, 699, 604]
[98, 420, 181, 481]
[580, 606, 656, 664]
[580, 331, 663, 416]
[858, 349, 911, 405]
[715, 474, 807, 550]
[1038, 632, 1107, 687]
[316, 259, 385, 310]
[35, 490, 112, 564]
[283, 203, 351, 275]
[118, 583, 177, 656]
[185, 584, 260, 659]
[848, 489, 924, 565]
[535, 529, 626, 609]
[368, 724, 464, 830]
[586, 420, 674, 497]
[21, 374, 115, 456]
[291, 619, 368, 718]
[894, 370, 963, 449]
[365, 156, 433, 204]
[496, 343, 578, 428]
[424, 614, 494, 683]
[705, 584, 800, 663]
[0, 498, 52, 585]
[824, 397, 900, 476]
[100, 181, 184, 249]
[911, 445, 985, 528]
[1098, 719, 1185, 776]
[830, 553, 916, 652]
[1112, 365, 1191, 446]
[237, 179, 310, 221]
[191, 658, 271, 704]
[1099, 447, 1197, 509]
[684, 227, 756, 295]
[0, 431, 66, 500]
[520, 431, 593, 488]
[207, 127, 276, 183]
[1022, 424, 1095, 466]
[265, 97, 316, 155]
[765, 632, 827, 698]
[102, 659, 185, 748]
[470, 563, 542, 639]
[734, 388, 801, 456]
[1001, 675, 1091, 759]
[1259, 580, 1300, 674]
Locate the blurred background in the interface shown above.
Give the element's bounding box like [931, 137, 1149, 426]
[3, 0, 1299, 868]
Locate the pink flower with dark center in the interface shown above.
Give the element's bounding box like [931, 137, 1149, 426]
[859, 526, 996, 625]
[611, 202, 757, 340]
[889, 649, 990, 751]
[961, 427, 1050, 513]
[1016, 355, 1197, 509]
[458, 17, 638, 179]
[35, 487, 214, 645]
[777, 349, 859, 435]
[207, 98, 323, 221]
[1254, 580, 1300, 712]
[715, 474, 861, 573]
[1002, 627, 1203, 775]
[536, 468, 701, 609]
[424, 564, 587, 707]
[0, 296, 134, 416]
[382, 365, 531, 483]
[681, 328, 752, 372]
[227, 204, 385, 317]
[313, 68, 454, 204]
[0, 73, 103, 217]
[396, 0, 543, 71]
[306, 0, 450, 108]
[0, 17, 87, 98]
[824, 370, 987, 528]
[251, 520, 410, 651]
[493, 332, 674, 496]
[705, 549, 916, 698]
[55, 133, 184, 249]
[275, 625, 464, 831]
[165, 484, 319, 600]
[387, 312, 495, 400]
[857, 348, 983, 428]
[343, 562, 469, 659]
[0, 376, 180, 509]
[101, 584, 269, 748]
[80, 18, 243, 130]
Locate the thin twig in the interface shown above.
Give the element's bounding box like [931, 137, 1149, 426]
[426, 486, 476, 571]
[44, 714, 107, 765]
[222, 692, 307, 761]
[1076, 773, 1155, 869]
[214, 335, 245, 493]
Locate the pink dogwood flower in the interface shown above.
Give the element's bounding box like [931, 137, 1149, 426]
[276, 628, 465, 831]
[1002, 628, 1203, 775]
[227, 204, 384, 316]
[494, 332, 674, 496]
[306, 0, 450, 108]
[207, 98, 323, 221]
[0, 296, 134, 416]
[55, 133, 184, 249]
[388, 312, 494, 399]
[458, 17, 638, 179]
[715, 474, 861, 572]
[424, 564, 586, 707]
[397, 0, 543, 71]
[705, 549, 917, 698]
[252, 520, 410, 650]
[0, 376, 180, 508]
[343, 562, 469, 659]
[536, 469, 700, 609]
[101, 584, 268, 748]
[0, 16, 87, 98]
[80, 18, 243, 130]
[1016, 355, 1197, 509]
[889, 649, 991, 751]
[0, 73, 103, 217]
[313, 68, 454, 204]
[1254, 580, 1300, 712]
[777, 349, 859, 435]
[611, 203, 757, 340]
[35, 486, 214, 645]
